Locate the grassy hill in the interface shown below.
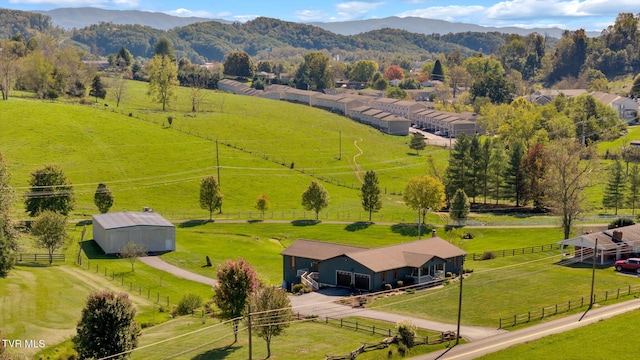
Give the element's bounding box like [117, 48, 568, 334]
[1, 82, 450, 221]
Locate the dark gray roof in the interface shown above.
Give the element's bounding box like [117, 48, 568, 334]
[93, 211, 174, 230]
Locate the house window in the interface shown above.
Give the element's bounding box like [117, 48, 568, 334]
[290, 256, 296, 269]
[381, 271, 387, 282]
[393, 269, 399, 279]
[453, 257, 458, 268]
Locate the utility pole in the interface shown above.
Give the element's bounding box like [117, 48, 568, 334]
[216, 139, 221, 187]
[456, 258, 464, 345]
[248, 303, 252, 360]
[589, 238, 598, 308]
[338, 130, 342, 160]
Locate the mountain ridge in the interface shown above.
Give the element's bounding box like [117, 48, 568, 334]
[37, 7, 600, 37]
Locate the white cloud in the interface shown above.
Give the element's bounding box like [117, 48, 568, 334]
[398, 5, 485, 23]
[165, 8, 215, 18]
[486, 0, 639, 20]
[295, 9, 328, 22]
[111, 0, 137, 7]
[335, 1, 385, 21]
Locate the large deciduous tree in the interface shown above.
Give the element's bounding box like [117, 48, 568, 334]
[384, 65, 404, 81]
[294, 52, 333, 90]
[403, 176, 445, 237]
[349, 60, 378, 83]
[247, 286, 292, 359]
[0, 39, 26, 100]
[31, 210, 67, 265]
[213, 258, 260, 343]
[545, 139, 595, 239]
[73, 290, 138, 360]
[301, 180, 329, 220]
[200, 175, 223, 221]
[94, 183, 114, 214]
[223, 51, 255, 79]
[361, 170, 382, 222]
[147, 54, 178, 111]
[108, 74, 128, 108]
[25, 164, 75, 217]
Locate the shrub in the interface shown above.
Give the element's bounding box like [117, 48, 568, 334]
[481, 250, 496, 260]
[173, 293, 202, 316]
[397, 342, 409, 355]
[608, 217, 635, 229]
[396, 280, 404, 288]
[396, 319, 416, 348]
[446, 272, 453, 278]
[383, 283, 393, 291]
[291, 283, 310, 294]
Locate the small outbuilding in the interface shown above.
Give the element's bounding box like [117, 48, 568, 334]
[92, 211, 176, 254]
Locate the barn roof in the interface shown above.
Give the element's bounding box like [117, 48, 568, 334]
[93, 211, 174, 230]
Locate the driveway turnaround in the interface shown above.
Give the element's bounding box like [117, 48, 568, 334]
[289, 288, 505, 341]
[139, 256, 218, 286]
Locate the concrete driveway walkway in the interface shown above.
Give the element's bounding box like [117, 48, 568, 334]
[139, 256, 218, 287]
[289, 288, 506, 341]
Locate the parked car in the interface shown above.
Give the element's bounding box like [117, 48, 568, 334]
[615, 258, 640, 273]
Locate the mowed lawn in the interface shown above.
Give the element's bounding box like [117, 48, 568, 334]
[478, 308, 640, 359]
[0, 95, 448, 222]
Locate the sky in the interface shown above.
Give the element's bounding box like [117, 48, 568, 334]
[1, 0, 638, 31]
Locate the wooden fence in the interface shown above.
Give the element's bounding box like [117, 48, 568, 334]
[499, 283, 640, 328]
[470, 243, 561, 261]
[322, 317, 455, 359]
[17, 253, 65, 262]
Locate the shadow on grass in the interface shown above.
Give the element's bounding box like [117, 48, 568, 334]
[179, 220, 210, 228]
[81, 240, 118, 260]
[247, 219, 264, 223]
[390, 223, 433, 237]
[75, 219, 92, 227]
[190, 343, 242, 359]
[344, 222, 372, 232]
[15, 262, 51, 268]
[406, 152, 419, 156]
[291, 220, 320, 226]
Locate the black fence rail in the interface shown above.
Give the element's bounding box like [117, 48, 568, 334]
[17, 253, 65, 262]
[470, 243, 561, 261]
[80, 259, 171, 307]
[499, 283, 640, 329]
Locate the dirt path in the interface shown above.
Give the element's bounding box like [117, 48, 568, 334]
[138, 256, 218, 286]
[349, 137, 364, 183]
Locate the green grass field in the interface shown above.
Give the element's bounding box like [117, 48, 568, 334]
[478, 308, 640, 359]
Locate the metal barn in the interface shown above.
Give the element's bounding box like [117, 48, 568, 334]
[92, 211, 176, 254]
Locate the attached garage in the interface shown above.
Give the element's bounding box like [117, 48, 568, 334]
[92, 211, 176, 254]
[354, 273, 370, 290]
[336, 271, 352, 287]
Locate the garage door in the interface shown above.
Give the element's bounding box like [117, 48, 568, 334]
[354, 274, 370, 290]
[336, 271, 351, 287]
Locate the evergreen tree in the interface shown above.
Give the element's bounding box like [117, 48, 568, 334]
[505, 141, 526, 206]
[631, 73, 640, 98]
[628, 163, 640, 215]
[479, 137, 492, 204]
[361, 170, 382, 222]
[431, 59, 444, 81]
[409, 133, 426, 154]
[152, 38, 176, 61]
[603, 159, 626, 215]
[468, 135, 482, 203]
[445, 133, 471, 202]
[449, 189, 470, 226]
[489, 145, 507, 204]
[0, 232, 15, 278]
[89, 75, 106, 102]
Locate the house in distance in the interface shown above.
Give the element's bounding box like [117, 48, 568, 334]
[92, 210, 176, 254]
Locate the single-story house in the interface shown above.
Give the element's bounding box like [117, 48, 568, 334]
[558, 223, 640, 265]
[92, 211, 176, 254]
[281, 235, 466, 292]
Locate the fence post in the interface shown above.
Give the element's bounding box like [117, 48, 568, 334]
[617, 288, 620, 299]
[167, 296, 169, 307]
[326, 317, 328, 324]
[581, 297, 584, 307]
[629, 285, 631, 296]
[121, 276, 124, 286]
[340, 319, 343, 328]
[568, 300, 571, 311]
[355, 322, 358, 331]
[528, 311, 530, 322]
[513, 314, 516, 326]
[157, 293, 160, 302]
[542, 307, 545, 319]
[605, 291, 608, 302]
[372, 325, 375, 335]
[555, 304, 558, 315]
[499, 318, 502, 329]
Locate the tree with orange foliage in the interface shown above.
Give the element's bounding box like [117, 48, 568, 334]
[384, 65, 405, 81]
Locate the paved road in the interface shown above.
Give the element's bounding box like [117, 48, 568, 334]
[288, 289, 506, 342]
[410, 298, 640, 359]
[138, 256, 218, 286]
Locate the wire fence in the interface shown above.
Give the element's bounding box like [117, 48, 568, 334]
[78, 259, 171, 307]
[498, 283, 640, 329]
[469, 243, 562, 261]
